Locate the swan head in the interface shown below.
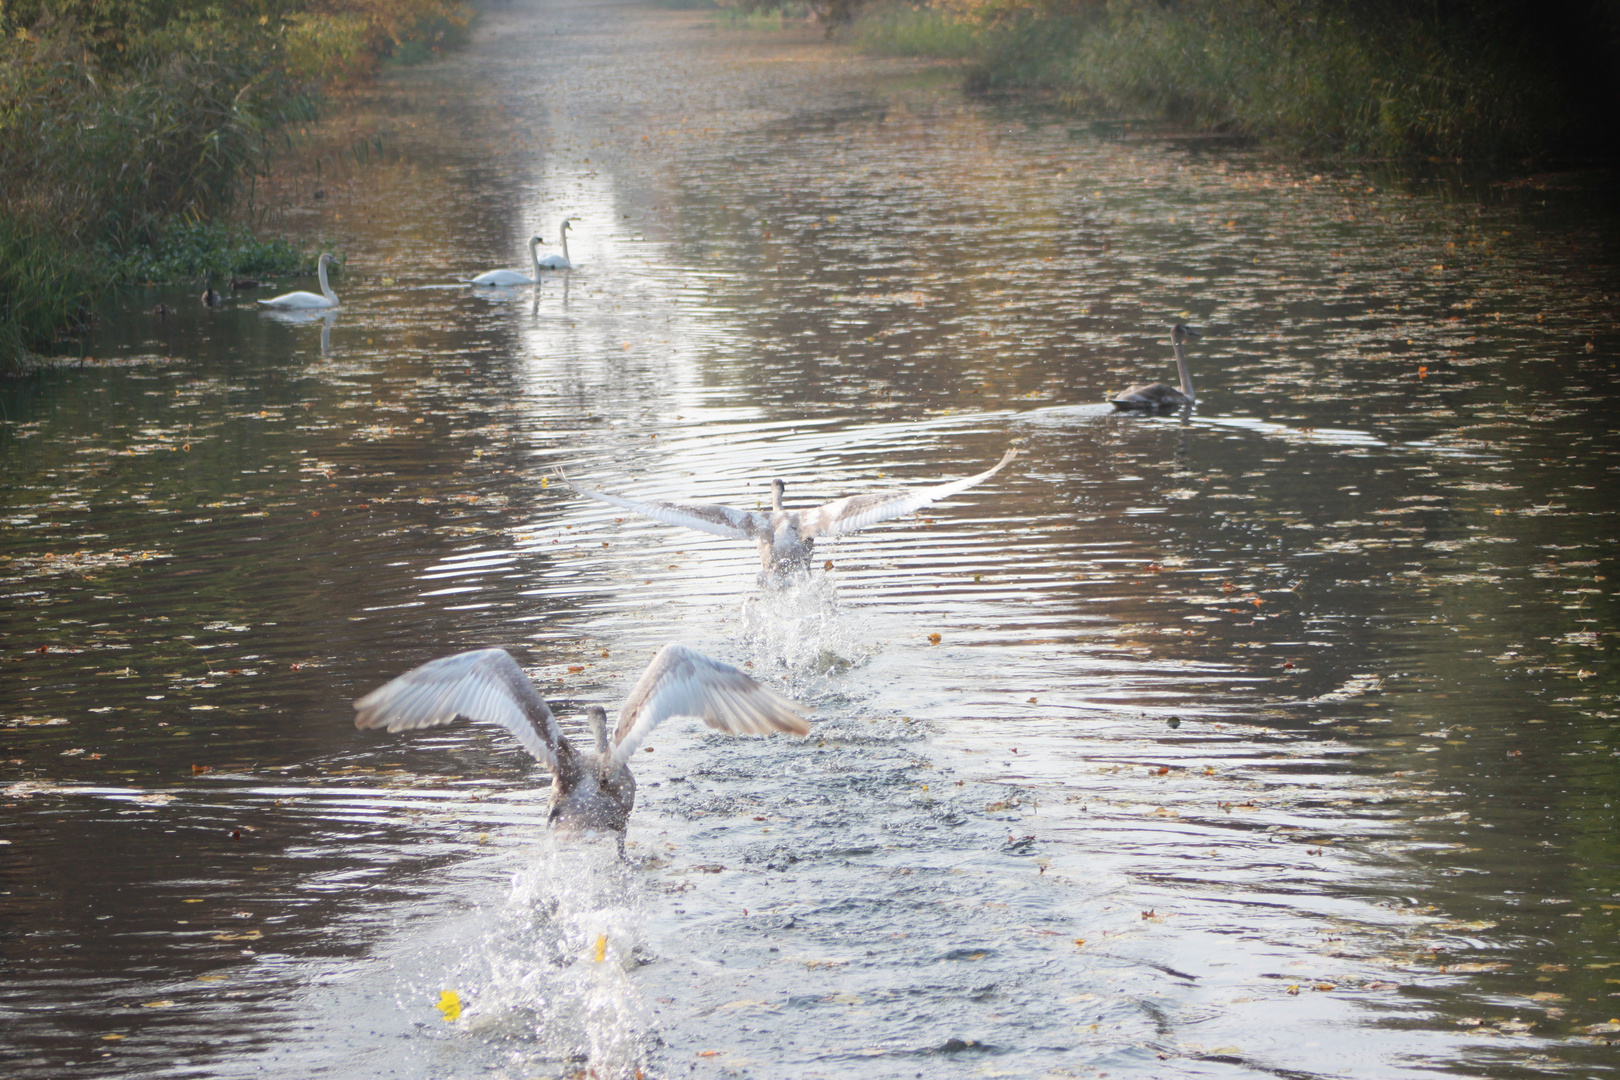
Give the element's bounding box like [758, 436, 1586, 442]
[528, 234, 543, 247]
[770, 478, 786, 512]
[559, 219, 573, 235]
[1171, 324, 1199, 344]
[585, 704, 610, 755]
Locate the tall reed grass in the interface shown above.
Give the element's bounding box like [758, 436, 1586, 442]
[850, 0, 1606, 161]
[0, 0, 470, 372]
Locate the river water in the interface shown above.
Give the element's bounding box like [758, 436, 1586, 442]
[3, 2, 1618, 1077]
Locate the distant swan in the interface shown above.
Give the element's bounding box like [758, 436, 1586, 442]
[563, 447, 1018, 583]
[354, 644, 807, 843]
[538, 219, 573, 270]
[466, 235, 543, 286]
[1111, 324, 1199, 410]
[259, 253, 339, 310]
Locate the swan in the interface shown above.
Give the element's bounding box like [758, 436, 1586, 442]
[465, 235, 544, 286]
[259, 253, 339, 310]
[1111, 324, 1199, 410]
[354, 644, 807, 844]
[538, 219, 573, 270]
[562, 447, 1018, 584]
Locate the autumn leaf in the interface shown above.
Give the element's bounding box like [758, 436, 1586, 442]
[436, 990, 461, 1022]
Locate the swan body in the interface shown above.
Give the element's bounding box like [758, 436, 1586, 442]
[1111, 324, 1199, 410]
[259, 253, 339, 310]
[564, 447, 1018, 584]
[466, 235, 544, 286]
[538, 219, 573, 269]
[354, 644, 807, 840]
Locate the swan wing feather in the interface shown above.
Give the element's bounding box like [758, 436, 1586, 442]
[609, 644, 808, 764]
[797, 447, 1018, 538]
[259, 291, 334, 309]
[467, 270, 535, 286]
[563, 474, 767, 541]
[353, 648, 561, 768]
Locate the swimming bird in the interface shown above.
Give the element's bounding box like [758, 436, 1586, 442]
[562, 447, 1018, 584]
[353, 644, 808, 843]
[1110, 325, 1200, 410]
[259, 253, 339, 310]
[466, 235, 544, 286]
[201, 278, 222, 307]
[538, 219, 573, 269]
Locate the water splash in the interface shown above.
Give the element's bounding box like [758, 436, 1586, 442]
[737, 572, 873, 692]
[450, 840, 651, 1078]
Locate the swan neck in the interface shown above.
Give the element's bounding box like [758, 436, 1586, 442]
[317, 259, 336, 304]
[559, 229, 570, 264]
[529, 238, 541, 277]
[1173, 341, 1194, 401]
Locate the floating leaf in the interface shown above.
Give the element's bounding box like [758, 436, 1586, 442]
[436, 990, 461, 1022]
[593, 934, 607, 963]
[927, 633, 941, 644]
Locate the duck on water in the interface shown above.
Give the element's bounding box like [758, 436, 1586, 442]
[1111, 325, 1200, 411]
[561, 447, 1018, 585]
[353, 644, 808, 846]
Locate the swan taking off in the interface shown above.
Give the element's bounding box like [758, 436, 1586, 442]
[465, 235, 544, 286]
[563, 447, 1018, 584]
[354, 644, 808, 841]
[1111, 324, 1200, 410]
[538, 219, 573, 269]
[259, 253, 339, 310]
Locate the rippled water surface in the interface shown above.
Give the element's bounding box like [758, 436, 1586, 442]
[4, 2, 1619, 1077]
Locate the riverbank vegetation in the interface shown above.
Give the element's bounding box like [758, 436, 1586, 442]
[0, 0, 470, 370]
[840, 0, 1619, 161]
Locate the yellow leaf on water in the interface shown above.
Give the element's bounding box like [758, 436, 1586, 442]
[594, 934, 607, 963]
[141, 1000, 175, 1009]
[436, 990, 461, 1022]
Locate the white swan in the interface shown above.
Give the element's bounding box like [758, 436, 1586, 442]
[563, 447, 1018, 584]
[259, 253, 339, 310]
[538, 219, 573, 269]
[1111, 324, 1199, 410]
[465, 235, 543, 286]
[354, 644, 808, 842]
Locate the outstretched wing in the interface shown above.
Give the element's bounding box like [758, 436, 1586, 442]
[797, 447, 1018, 539]
[609, 644, 809, 764]
[561, 472, 769, 542]
[353, 648, 562, 769]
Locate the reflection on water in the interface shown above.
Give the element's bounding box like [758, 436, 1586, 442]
[2, 0, 1617, 1077]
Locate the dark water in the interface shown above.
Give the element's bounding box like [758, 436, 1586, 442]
[3, 1, 1618, 1076]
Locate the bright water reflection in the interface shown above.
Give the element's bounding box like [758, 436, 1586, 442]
[2, 1, 1617, 1077]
